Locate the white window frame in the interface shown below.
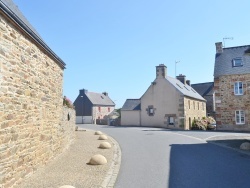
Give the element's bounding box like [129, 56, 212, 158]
[234, 81, 243, 95]
[233, 58, 243, 67]
[169, 117, 174, 125]
[235, 110, 245, 125]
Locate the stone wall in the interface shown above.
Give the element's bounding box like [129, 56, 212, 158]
[0, 14, 75, 188]
[184, 97, 207, 130]
[214, 74, 250, 131]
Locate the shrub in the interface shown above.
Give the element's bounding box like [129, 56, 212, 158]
[63, 96, 74, 108]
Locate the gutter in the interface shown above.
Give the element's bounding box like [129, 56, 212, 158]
[0, 1, 66, 69]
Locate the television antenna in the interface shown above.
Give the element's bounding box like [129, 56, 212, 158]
[175, 61, 180, 77]
[223, 37, 233, 47]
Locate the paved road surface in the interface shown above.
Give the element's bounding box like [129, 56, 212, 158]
[79, 124, 250, 188]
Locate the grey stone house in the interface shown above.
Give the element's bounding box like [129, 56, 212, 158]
[121, 64, 206, 130]
[191, 82, 215, 118]
[0, 1, 76, 187]
[214, 42, 250, 131]
[74, 89, 115, 124]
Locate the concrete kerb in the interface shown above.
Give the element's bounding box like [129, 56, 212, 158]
[101, 135, 121, 188]
[78, 128, 121, 187]
[206, 136, 250, 156]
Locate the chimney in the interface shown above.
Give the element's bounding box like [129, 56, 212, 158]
[156, 64, 167, 79]
[79, 89, 88, 95]
[215, 42, 223, 54]
[176, 74, 186, 85]
[102, 92, 108, 96]
[186, 80, 191, 86]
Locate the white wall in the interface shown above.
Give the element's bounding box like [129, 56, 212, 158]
[140, 78, 180, 128]
[121, 110, 140, 126]
[76, 116, 92, 124]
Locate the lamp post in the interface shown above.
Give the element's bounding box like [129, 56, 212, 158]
[80, 96, 83, 124]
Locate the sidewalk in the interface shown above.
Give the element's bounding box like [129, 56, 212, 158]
[18, 128, 121, 188]
[206, 135, 250, 155]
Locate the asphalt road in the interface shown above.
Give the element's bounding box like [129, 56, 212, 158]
[79, 124, 250, 188]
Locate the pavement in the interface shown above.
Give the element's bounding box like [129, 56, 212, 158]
[18, 127, 121, 188]
[17, 125, 250, 188]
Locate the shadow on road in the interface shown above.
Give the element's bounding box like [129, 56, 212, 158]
[168, 142, 250, 188]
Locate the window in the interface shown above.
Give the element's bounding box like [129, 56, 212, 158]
[149, 108, 154, 115]
[188, 100, 190, 109]
[197, 102, 199, 110]
[98, 106, 101, 112]
[108, 107, 110, 112]
[235, 110, 245, 124]
[233, 58, 243, 67]
[234, 82, 243, 95]
[202, 103, 204, 111]
[169, 117, 174, 125]
[193, 101, 195, 110]
[147, 105, 155, 116]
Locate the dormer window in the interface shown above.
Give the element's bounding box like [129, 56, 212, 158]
[233, 58, 243, 67]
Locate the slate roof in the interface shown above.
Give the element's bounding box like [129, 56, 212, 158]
[191, 82, 214, 97]
[0, 0, 66, 68]
[86, 92, 115, 106]
[166, 76, 206, 101]
[214, 45, 250, 78]
[121, 99, 141, 111]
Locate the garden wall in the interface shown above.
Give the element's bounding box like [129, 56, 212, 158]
[0, 12, 75, 188]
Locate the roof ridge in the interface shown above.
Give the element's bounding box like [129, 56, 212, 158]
[223, 45, 250, 50]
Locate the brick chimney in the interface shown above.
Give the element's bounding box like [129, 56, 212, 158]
[102, 92, 108, 96]
[176, 74, 186, 85]
[215, 42, 223, 54]
[79, 89, 88, 95]
[156, 64, 167, 79]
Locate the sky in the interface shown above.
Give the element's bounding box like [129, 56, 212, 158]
[13, 0, 250, 108]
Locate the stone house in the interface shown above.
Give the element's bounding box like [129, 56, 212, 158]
[191, 82, 215, 118]
[121, 64, 206, 130]
[74, 89, 115, 124]
[0, 1, 75, 187]
[214, 42, 250, 131]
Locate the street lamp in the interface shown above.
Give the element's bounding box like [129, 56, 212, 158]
[80, 96, 83, 124]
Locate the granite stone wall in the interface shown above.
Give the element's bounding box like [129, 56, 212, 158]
[0, 14, 75, 188]
[214, 74, 250, 131]
[184, 97, 207, 130]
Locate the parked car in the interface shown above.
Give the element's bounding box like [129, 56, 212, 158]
[207, 123, 216, 130]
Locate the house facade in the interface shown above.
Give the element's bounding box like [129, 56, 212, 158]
[121, 64, 206, 130]
[191, 82, 215, 118]
[214, 42, 250, 131]
[74, 89, 115, 124]
[0, 1, 76, 187]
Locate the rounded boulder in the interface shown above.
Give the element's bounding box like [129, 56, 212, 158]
[89, 154, 107, 165]
[240, 142, 250, 150]
[95, 131, 103, 135]
[99, 142, 112, 149]
[98, 135, 108, 140]
[59, 186, 75, 188]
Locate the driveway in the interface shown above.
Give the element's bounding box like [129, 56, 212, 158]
[79, 124, 250, 188]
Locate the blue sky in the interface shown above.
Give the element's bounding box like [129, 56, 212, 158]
[13, 0, 250, 108]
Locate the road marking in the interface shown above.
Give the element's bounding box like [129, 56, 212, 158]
[170, 132, 206, 142]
